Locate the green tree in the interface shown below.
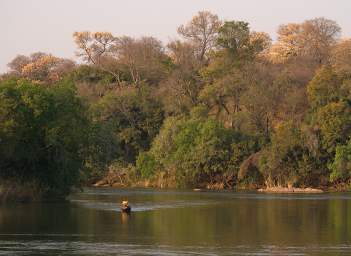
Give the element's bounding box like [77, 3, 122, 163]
[136, 152, 157, 178]
[0, 78, 88, 200]
[92, 85, 164, 163]
[259, 122, 320, 187]
[315, 101, 351, 153]
[147, 112, 254, 187]
[329, 139, 351, 182]
[307, 66, 342, 110]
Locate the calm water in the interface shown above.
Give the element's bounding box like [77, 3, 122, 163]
[1, 188, 351, 255]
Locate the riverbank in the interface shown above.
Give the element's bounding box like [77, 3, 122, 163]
[0, 180, 70, 203]
[92, 182, 328, 193]
[91, 175, 324, 193]
[0, 182, 42, 203]
[90, 172, 351, 193]
[258, 187, 324, 193]
[91, 172, 233, 190]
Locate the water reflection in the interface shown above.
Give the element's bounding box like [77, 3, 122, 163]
[121, 212, 131, 224]
[0, 188, 351, 255]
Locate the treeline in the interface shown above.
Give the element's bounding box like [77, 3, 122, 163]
[1, 11, 351, 200]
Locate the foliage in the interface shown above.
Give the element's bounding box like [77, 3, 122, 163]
[269, 18, 341, 64]
[259, 121, 321, 187]
[145, 113, 256, 187]
[2, 12, 351, 195]
[329, 139, 351, 182]
[177, 11, 222, 61]
[314, 101, 351, 153]
[307, 66, 342, 110]
[331, 39, 351, 76]
[0, 78, 88, 198]
[91, 85, 164, 164]
[7, 52, 75, 83]
[136, 152, 157, 178]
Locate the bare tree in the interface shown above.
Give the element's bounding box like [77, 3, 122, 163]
[73, 31, 123, 86]
[74, 32, 167, 87]
[113, 36, 167, 86]
[302, 17, 341, 64]
[7, 55, 31, 74]
[177, 11, 222, 61]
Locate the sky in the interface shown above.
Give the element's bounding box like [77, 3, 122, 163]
[1, 0, 351, 73]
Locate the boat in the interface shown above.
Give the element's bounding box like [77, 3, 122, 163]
[121, 200, 131, 213]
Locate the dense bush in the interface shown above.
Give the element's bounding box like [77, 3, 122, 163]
[0, 78, 88, 199]
[138, 112, 258, 187]
[258, 122, 322, 187]
[329, 139, 351, 182]
[91, 85, 164, 164]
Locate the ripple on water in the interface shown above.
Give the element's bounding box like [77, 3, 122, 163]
[70, 199, 219, 212]
[79, 188, 351, 201]
[1, 240, 351, 256]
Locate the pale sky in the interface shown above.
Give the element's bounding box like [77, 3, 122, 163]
[1, 0, 351, 73]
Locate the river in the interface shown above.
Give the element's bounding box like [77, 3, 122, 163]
[1, 188, 351, 255]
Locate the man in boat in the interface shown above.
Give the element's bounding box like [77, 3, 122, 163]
[121, 200, 131, 213]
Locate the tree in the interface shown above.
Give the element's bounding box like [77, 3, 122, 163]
[259, 121, 319, 187]
[199, 69, 247, 129]
[331, 39, 351, 75]
[72, 65, 118, 100]
[0, 78, 88, 200]
[307, 66, 342, 110]
[178, 11, 222, 61]
[269, 23, 304, 63]
[167, 40, 201, 71]
[303, 18, 341, 64]
[315, 101, 351, 153]
[74, 32, 168, 87]
[329, 139, 351, 182]
[198, 22, 272, 131]
[7, 55, 31, 75]
[73, 31, 122, 85]
[145, 112, 254, 188]
[270, 18, 341, 65]
[217, 21, 271, 62]
[158, 40, 203, 114]
[7, 52, 75, 83]
[136, 152, 157, 178]
[217, 21, 250, 56]
[73, 31, 116, 65]
[92, 86, 164, 163]
[112, 36, 169, 86]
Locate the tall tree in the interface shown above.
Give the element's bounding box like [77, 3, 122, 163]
[177, 11, 222, 61]
[112, 36, 168, 86]
[74, 32, 168, 87]
[7, 52, 75, 83]
[73, 31, 122, 86]
[331, 39, 351, 75]
[159, 40, 203, 114]
[270, 18, 341, 65]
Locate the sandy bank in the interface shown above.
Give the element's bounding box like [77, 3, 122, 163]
[258, 187, 323, 193]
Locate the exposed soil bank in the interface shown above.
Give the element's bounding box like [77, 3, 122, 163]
[258, 187, 324, 193]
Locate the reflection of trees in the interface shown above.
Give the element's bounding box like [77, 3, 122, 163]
[130, 197, 351, 246]
[1, 194, 351, 247]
